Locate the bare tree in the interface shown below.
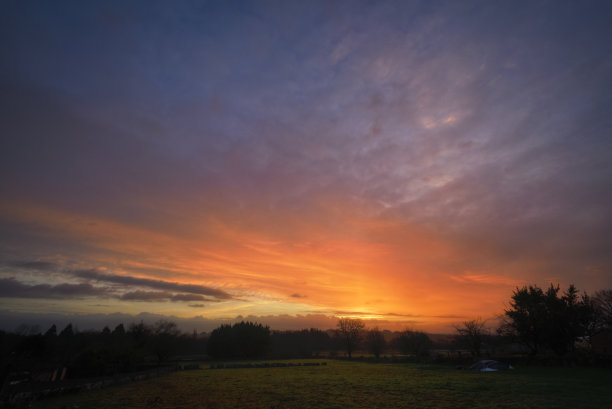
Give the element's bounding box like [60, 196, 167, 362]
[593, 289, 612, 333]
[455, 318, 487, 357]
[152, 320, 181, 363]
[365, 327, 386, 358]
[153, 320, 181, 337]
[337, 318, 365, 358]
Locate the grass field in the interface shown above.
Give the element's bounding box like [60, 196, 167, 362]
[31, 360, 612, 409]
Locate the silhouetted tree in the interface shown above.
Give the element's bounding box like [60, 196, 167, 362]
[337, 318, 364, 358]
[365, 327, 386, 358]
[270, 328, 331, 358]
[151, 320, 181, 364]
[0, 320, 211, 380]
[548, 284, 594, 355]
[502, 285, 547, 355]
[112, 323, 125, 336]
[592, 289, 612, 333]
[502, 283, 594, 357]
[44, 324, 57, 337]
[153, 320, 180, 337]
[128, 321, 151, 345]
[59, 323, 74, 337]
[455, 318, 487, 357]
[207, 321, 270, 359]
[395, 330, 433, 358]
[126, 321, 152, 364]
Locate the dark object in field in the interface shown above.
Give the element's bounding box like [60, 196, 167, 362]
[470, 360, 514, 372]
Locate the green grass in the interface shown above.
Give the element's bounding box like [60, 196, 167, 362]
[31, 360, 612, 409]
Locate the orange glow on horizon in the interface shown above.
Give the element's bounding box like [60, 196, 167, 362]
[0, 198, 587, 333]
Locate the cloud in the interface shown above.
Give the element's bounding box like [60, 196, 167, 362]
[431, 315, 468, 320]
[290, 293, 307, 298]
[447, 274, 518, 287]
[73, 269, 232, 300]
[119, 291, 171, 302]
[119, 291, 210, 303]
[0, 277, 108, 299]
[0, 274, 215, 304]
[170, 293, 209, 302]
[6, 260, 58, 271]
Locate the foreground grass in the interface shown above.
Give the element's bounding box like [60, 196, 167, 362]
[32, 360, 612, 409]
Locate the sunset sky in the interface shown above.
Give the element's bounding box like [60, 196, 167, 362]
[1, 1, 611, 334]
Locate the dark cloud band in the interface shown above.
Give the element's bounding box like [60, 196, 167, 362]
[0, 277, 108, 299]
[73, 269, 232, 300]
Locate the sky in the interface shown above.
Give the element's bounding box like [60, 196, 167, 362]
[1, 0, 611, 334]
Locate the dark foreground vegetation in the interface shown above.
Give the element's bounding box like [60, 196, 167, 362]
[1, 284, 611, 407]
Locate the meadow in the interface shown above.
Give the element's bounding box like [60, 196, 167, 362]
[31, 360, 612, 409]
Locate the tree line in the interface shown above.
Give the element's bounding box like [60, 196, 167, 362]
[205, 284, 612, 362]
[2, 283, 611, 385]
[320, 284, 612, 363]
[0, 320, 205, 384]
[0, 319, 438, 383]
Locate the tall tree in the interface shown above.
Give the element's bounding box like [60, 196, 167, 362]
[502, 284, 593, 356]
[337, 318, 364, 359]
[455, 318, 487, 357]
[365, 327, 386, 359]
[503, 285, 548, 355]
[151, 320, 181, 364]
[44, 324, 57, 337]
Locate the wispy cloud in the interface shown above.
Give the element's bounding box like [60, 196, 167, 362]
[447, 273, 518, 287]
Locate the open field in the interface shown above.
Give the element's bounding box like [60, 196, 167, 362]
[31, 360, 612, 409]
